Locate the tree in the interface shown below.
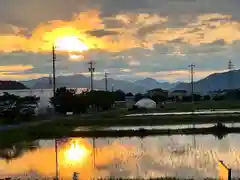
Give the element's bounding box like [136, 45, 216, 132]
[114, 90, 126, 101]
[193, 94, 202, 101]
[50, 88, 116, 114]
[134, 93, 144, 102]
[86, 91, 115, 111]
[213, 95, 225, 101]
[203, 95, 211, 101]
[225, 90, 240, 100]
[0, 140, 39, 161]
[126, 92, 133, 96]
[182, 96, 192, 102]
[151, 94, 168, 103]
[50, 87, 76, 114]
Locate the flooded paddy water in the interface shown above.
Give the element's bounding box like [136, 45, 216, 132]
[1, 124, 240, 179]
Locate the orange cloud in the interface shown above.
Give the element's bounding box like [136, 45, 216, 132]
[120, 68, 132, 73]
[0, 11, 238, 59]
[148, 13, 240, 47]
[0, 72, 48, 80]
[0, 10, 104, 54]
[0, 65, 33, 72]
[0, 11, 169, 56]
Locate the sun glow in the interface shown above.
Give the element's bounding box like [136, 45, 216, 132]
[64, 140, 90, 164]
[56, 36, 88, 52]
[69, 54, 84, 61]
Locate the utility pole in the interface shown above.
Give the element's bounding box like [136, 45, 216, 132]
[112, 84, 114, 92]
[188, 64, 196, 151]
[88, 61, 95, 91]
[49, 74, 52, 87]
[92, 137, 96, 179]
[52, 44, 58, 180]
[104, 72, 109, 91]
[188, 64, 195, 104]
[228, 60, 234, 90]
[52, 45, 56, 97]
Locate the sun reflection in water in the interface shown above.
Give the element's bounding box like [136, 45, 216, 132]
[64, 140, 90, 164]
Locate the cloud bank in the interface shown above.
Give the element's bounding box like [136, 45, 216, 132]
[0, 0, 240, 82]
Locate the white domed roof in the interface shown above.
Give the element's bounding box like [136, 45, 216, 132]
[135, 98, 156, 109]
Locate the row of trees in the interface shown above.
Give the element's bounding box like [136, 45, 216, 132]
[2, 88, 240, 121]
[50, 87, 128, 114]
[0, 92, 40, 105]
[172, 90, 240, 102]
[0, 93, 40, 124]
[132, 90, 240, 103]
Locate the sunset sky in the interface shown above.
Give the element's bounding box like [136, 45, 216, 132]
[1, 0, 240, 82]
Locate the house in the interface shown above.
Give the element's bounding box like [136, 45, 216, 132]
[147, 88, 169, 97]
[170, 90, 188, 100]
[125, 95, 135, 108]
[208, 90, 226, 98]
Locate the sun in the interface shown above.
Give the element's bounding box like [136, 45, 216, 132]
[55, 36, 89, 53]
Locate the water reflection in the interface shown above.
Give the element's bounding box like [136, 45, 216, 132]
[1, 135, 240, 179]
[0, 141, 39, 162]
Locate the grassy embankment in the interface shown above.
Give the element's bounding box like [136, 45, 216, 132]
[160, 100, 240, 112]
[1, 112, 240, 146]
[1, 100, 240, 144]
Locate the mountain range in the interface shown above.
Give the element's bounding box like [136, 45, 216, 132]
[0, 81, 28, 90]
[20, 69, 240, 94]
[173, 69, 240, 93]
[21, 75, 178, 93]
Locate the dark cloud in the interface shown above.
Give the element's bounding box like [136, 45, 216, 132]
[0, 0, 240, 81]
[202, 39, 227, 46]
[87, 29, 118, 37]
[0, 0, 93, 29]
[168, 38, 185, 44]
[137, 24, 164, 37]
[1, 0, 240, 29]
[97, 0, 149, 17]
[103, 19, 125, 29]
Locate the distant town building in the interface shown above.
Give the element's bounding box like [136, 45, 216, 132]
[147, 88, 169, 97]
[170, 90, 188, 100]
[125, 95, 135, 109]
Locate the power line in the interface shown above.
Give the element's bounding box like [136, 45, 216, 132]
[88, 61, 95, 91]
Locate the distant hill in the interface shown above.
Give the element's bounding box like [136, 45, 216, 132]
[134, 78, 177, 90]
[172, 70, 240, 93]
[21, 75, 179, 94]
[0, 81, 28, 90]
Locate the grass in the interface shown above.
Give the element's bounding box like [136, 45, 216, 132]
[163, 100, 240, 112]
[1, 100, 240, 146]
[0, 114, 240, 148]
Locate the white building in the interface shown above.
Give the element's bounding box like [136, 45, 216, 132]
[135, 98, 157, 109]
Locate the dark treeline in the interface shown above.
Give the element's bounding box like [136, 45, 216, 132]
[0, 92, 39, 104]
[0, 92, 40, 124]
[179, 89, 240, 102]
[50, 87, 128, 114]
